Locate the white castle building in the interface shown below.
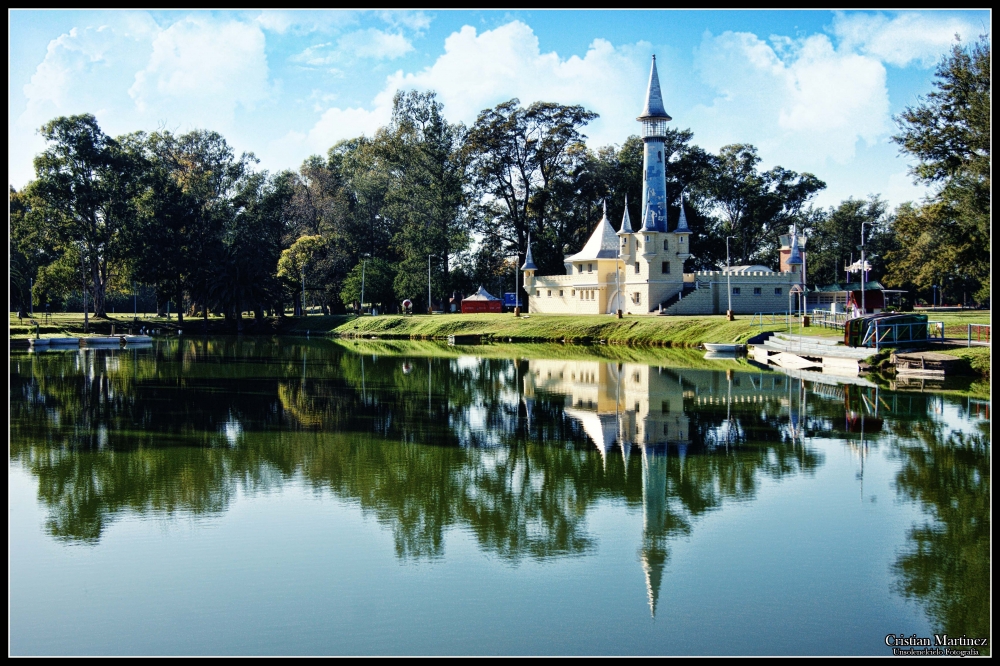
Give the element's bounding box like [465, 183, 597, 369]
[521, 56, 805, 316]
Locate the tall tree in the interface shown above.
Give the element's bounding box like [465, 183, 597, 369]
[889, 35, 990, 304]
[31, 114, 143, 317]
[465, 99, 598, 277]
[382, 91, 470, 309]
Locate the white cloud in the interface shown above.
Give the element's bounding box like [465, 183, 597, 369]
[338, 28, 413, 60]
[129, 18, 271, 124]
[831, 12, 979, 67]
[275, 21, 652, 165]
[691, 30, 890, 168]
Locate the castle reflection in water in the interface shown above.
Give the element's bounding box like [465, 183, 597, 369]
[523, 359, 809, 616]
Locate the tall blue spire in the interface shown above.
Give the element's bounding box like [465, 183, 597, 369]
[638, 55, 671, 121]
[521, 233, 537, 271]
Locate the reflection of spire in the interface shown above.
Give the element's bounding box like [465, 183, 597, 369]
[640, 442, 669, 617]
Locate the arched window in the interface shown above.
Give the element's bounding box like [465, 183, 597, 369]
[663, 239, 669, 251]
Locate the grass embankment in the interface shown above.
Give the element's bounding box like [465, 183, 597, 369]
[328, 312, 804, 345]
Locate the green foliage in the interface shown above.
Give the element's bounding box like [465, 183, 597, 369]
[806, 196, 891, 287]
[890, 35, 990, 305]
[340, 257, 397, 311]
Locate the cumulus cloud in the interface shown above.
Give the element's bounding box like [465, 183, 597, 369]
[281, 20, 652, 161]
[691, 30, 890, 167]
[129, 18, 271, 124]
[831, 12, 980, 67]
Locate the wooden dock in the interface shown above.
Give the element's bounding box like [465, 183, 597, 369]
[891, 351, 962, 377]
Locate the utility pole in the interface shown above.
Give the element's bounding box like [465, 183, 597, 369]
[301, 265, 306, 317]
[80, 244, 89, 333]
[726, 235, 736, 320]
[29, 278, 33, 316]
[360, 256, 368, 315]
[860, 221, 870, 315]
[427, 254, 433, 315]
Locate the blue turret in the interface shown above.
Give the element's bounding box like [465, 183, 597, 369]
[638, 56, 671, 234]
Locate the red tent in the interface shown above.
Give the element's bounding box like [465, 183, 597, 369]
[461, 286, 502, 313]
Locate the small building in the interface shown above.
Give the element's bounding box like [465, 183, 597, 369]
[807, 281, 905, 314]
[461, 286, 502, 314]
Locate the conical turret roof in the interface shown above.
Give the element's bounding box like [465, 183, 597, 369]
[638, 55, 671, 121]
[566, 205, 619, 262]
[676, 192, 690, 232]
[617, 195, 633, 235]
[786, 225, 803, 267]
[521, 233, 538, 271]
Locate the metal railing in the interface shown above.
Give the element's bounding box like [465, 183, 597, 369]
[751, 311, 793, 330]
[809, 310, 849, 330]
[968, 323, 991, 346]
[862, 321, 945, 350]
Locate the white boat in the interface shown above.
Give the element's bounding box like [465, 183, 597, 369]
[703, 343, 745, 353]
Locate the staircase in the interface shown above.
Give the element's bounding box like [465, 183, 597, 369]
[658, 284, 696, 313]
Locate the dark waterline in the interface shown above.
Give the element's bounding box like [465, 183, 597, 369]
[9, 338, 991, 655]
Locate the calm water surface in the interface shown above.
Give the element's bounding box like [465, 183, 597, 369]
[9, 338, 990, 655]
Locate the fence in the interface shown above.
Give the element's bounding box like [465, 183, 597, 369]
[750, 311, 793, 331]
[861, 321, 945, 350]
[809, 310, 849, 330]
[967, 324, 991, 346]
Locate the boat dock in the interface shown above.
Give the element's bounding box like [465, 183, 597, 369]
[750, 333, 874, 375]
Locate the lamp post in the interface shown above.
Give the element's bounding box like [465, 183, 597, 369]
[360, 254, 369, 315]
[301, 264, 306, 317]
[726, 235, 736, 320]
[427, 254, 433, 315]
[133, 281, 137, 321]
[514, 249, 521, 317]
[860, 221, 870, 315]
[29, 278, 33, 316]
[80, 243, 89, 333]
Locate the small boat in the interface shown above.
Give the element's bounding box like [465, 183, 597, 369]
[703, 343, 745, 353]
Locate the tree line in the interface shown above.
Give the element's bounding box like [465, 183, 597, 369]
[9, 36, 989, 319]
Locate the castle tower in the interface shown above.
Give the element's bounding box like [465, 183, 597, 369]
[638, 56, 671, 233]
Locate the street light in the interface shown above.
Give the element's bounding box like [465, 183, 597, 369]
[427, 254, 434, 315]
[860, 221, 870, 315]
[360, 254, 370, 315]
[726, 235, 736, 320]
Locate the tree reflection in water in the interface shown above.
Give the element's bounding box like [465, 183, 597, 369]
[9, 338, 987, 626]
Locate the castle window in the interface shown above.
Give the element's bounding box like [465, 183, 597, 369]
[559, 290, 563, 297]
[662, 262, 670, 274]
[634, 262, 640, 274]
[588, 263, 593, 273]
[547, 290, 551, 297]
[661, 401, 670, 414]
[775, 288, 783, 295]
[679, 236, 684, 243]
[577, 264, 583, 274]
[535, 290, 540, 296]
[633, 292, 641, 304]
[663, 239, 669, 251]
[622, 237, 627, 247]
[571, 289, 575, 296]
[753, 287, 762, 295]
[645, 235, 650, 243]
[732, 287, 741, 295]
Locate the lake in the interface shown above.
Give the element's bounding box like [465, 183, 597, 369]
[9, 337, 990, 655]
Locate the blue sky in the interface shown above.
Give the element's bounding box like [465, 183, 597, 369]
[9, 10, 990, 209]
